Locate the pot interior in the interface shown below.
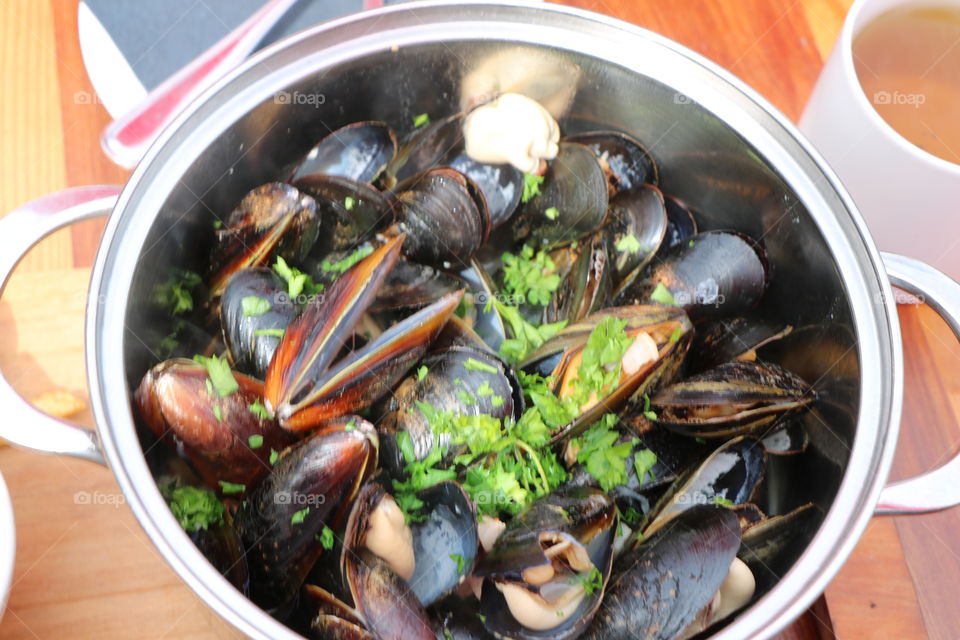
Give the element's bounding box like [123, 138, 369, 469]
[119, 26, 861, 636]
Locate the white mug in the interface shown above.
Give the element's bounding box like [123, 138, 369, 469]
[800, 0, 960, 279]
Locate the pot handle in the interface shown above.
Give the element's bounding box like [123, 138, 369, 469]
[876, 252, 960, 515]
[0, 186, 122, 466]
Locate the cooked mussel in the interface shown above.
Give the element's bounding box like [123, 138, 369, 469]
[688, 315, 793, 373]
[220, 267, 298, 379]
[513, 142, 609, 246]
[615, 231, 768, 321]
[564, 130, 659, 191]
[474, 486, 617, 640]
[292, 121, 397, 184]
[604, 185, 668, 284]
[651, 361, 814, 438]
[544, 232, 612, 325]
[389, 168, 491, 267]
[661, 196, 698, 249]
[209, 183, 319, 299]
[293, 173, 393, 253]
[135, 358, 292, 489]
[582, 505, 745, 640]
[522, 305, 693, 444]
[234, 419, 377, 612]
[265, 236, 463, 431]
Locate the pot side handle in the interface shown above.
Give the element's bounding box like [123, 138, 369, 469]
[0, 186, 122, 467]
[876, 252, 960, 515]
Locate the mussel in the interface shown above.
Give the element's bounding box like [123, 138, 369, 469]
[564, 130, 659, 191]
[292, 121, 397, 184]
[544, 233, 612, 325]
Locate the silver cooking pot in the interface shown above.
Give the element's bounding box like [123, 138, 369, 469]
[3, 2, 960, 638]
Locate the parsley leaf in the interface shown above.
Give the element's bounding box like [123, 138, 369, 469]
[254, 328, 285, 338]
[163, 485, 225, 531]
[493, 298, 566, 365]
[642, 394, 658, 421]
[193, 354, 238, 397]
[564, 316, 635, 409]
[153, 270, 202, 316]
[218, 480, 245, 495]
[464, 357, 499, 374]
[633, 449, 657, 486]
[249, 400, 270, 419]
[416, 365, 429, 382]
[650, 282, 676, 305]
[713, 496, 734, 507]
[544, 206, 559, 220]
[571, 567, 604, 595]
[291, 507, 310, 525]
[321, 245, 374, 276]
[500, 245, 561, 307]
[241, 296, 271, 316]
[615, 234, 642, 254]
[344, 196, 356, 211]
[269, 449, 280, 465]
[247, 434, 264, 449]
[413, 113, 430, 127]
[521, 172, 544, 203]
[449, 553, 466, 574]
[317, 525, 335, 549]
[572, 414, 637, 491]
[273, 256, 322, 299]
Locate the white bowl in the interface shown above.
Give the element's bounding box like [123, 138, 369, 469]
[0, 471, 15, 622]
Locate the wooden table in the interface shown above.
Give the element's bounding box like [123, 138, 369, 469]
[0, 0, 957, 638]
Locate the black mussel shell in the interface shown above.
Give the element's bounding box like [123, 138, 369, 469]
[221, 268, 298, 379]
[582, 505, 741, 640]
[739, 503, 821, 593]
[371, 259, 467, 315]
[688, 315, 793, 374]
[564, 130, 659, 191]
[651, 361, 814, 438]
[448, 153, 523, 228]
[662, 195, 698, 249]
[616, 230, 768, 321]
[292, 121, 397, 184]
[294, 174, 393, 253]
[382, 114, 464, 189]
[544, 232, 612, 324]
[605, 185, 668, 285]
[190, 510, 249, 594]
[345, 549, 435, 640]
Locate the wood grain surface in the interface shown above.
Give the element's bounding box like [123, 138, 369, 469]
[0, 0, 957, 638]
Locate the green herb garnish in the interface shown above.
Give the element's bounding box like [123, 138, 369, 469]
[565, 316, 635, 409]
[493, 298, 566, 365]
[571, 414, 637, 491]
[291, 507, 310, 525]
[153, 270, 202, 316]
[163, 485, 225, 531]
[254, 328, 285, 338]
[193, 354, 238, 398]
[247, 434, 264, 449]
[416, 365, 429, 382]
[633, 448, 657, 486]
[615, 234, 642, 254]
[544, 206, 559, 221]
[713, 496, 734, 507]
[269, 449, 280, 465]
[621, 507, 643, 525]
[650, 283, 676, 305]
[500, 245, 561, 307]
[343, 196, 356, 211]
[321, 245, 374, 276]
[317, 525, 335, 549]
[571, 567, 603, 595]
[241, 296, 271, 317]
[413, 113, 430, 127]
[212, 405, 223, 422]
[218, 481, 245, 495]
[249, 400, 270, 420]
[273, 256, 322, 299]
[449, 553, 466, 574]
[464, 357, 499, 374]
[642, 394, 658, 421]
[522, 172, 544, 203]
[669, 325, 683, 343]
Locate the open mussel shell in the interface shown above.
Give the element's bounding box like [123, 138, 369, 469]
[651, 361, 815, 439]
[544, 232, 612, 324]
[514, 142, 609, 246]
[344, 549, 435, 640]
[235, 419, 378, 612]
[220, 267, 298, 379]
[582, 505, 741, 640]
[370, 259, 467, 315]
[564, 130, 659, 191]
[382, 113, 464, 189]
[293, 173, 393, 253]
[190, 508, 249, 594]
[616, 230, 769, 321]
[605, 184, 668, 285]
[475, 486, 617, 640]
[391, 167, 491, 267]
[688, 315, 793, 374]
[377, 346, 522, 472]
[292, 121, 397, 184]
[521, 305, 693, 444]
[447, 152, 524, 228]
[662, 195, 698, 249]
[134, 358, 292, 489]
[642, 436, 766, 537]
[431, 596, 497, 640]
[739, 503, 820, 577]
[760, 419, 809, 455]
[209, 182, 319, 299]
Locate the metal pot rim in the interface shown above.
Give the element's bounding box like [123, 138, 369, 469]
[85, 2, 902, 639]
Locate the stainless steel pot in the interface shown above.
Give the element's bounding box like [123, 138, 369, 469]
[2, 2, 959, 638]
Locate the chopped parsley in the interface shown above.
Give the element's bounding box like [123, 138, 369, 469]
[621, 507, 643, 525]
[669, 325, 684, 343]
[491, 396, 505, 408]
[153, 270, 202, 316]
[193, 354, 238, 398]
[317, 525, 335, 550]
[212, 405, 223, 422]
[650, 282, 676, 306]
[273, 256, 322, 299]
[254, 328, 285, 338]
[713, 496, 734, 507]
[321, 245, 374, 275]
[218, 480, 245, 495]
[492, 298, 566, 365]
[416, 365, 429, 382]
[688, 239, 696, 248]
[641, 394, 658, 421]
[500, 245, 561, 307]
[269, 449, 280, 465]
[413, 113, 430, 127]
[391, 431, 458, 522]
[544, 206, 559, 221]
[615, 234, 642, 255]
[344, 196, 356, 211]
[449, 553, 466, 574]
[247, 434, 264, 449]
[565, 316, 635, 409]
[241, 296, 271, 316]
[521, 172, 544, 203]
[291, 507, 310, 525]
[249, 400, 270, 419]
[476, 381, 494, 397]
[163, 485, 225, 531]
[633, 449, 657, 486]
[344, 418, 356, 431]
[571, 567, 603, 595]
[571, 414, 637, 491]
[464, 357, 499, 374]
